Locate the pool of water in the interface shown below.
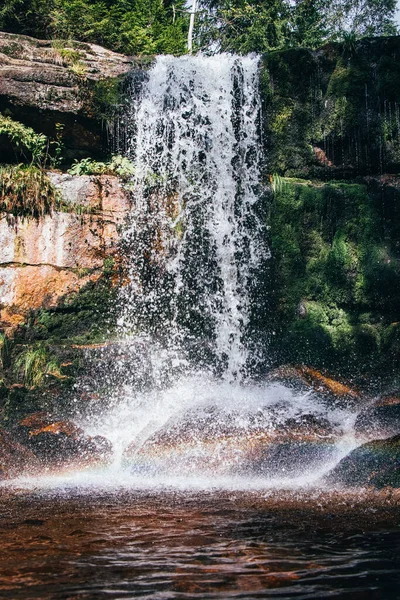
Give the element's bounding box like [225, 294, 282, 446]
[1, 487, 400, 599]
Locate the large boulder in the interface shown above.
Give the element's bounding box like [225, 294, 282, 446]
[354, 399, 400, 441]
[325, 434, 400, 488]
[123, 407, 337, 477]
[0, 31, 139, 159]
[15, 412, 113, 469]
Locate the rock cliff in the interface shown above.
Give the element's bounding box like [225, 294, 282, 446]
[0, 174, 131, 332]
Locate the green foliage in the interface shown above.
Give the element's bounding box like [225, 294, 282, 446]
[270, 179, 400, 376]
[108, 155, 136, 179]
[68, 155, 135, 179]
[0, 0, 397, 55]
[195, 0, 398, 53]
[49, 122, 65, 169]
[16, 276, 118, 345]
[262, 38, 400, 177]
[0, 333, 12, 370]
[0, 165, 59, 218]
[14, 344, 62, 388]
[0, 114, 47, 165]
[68, 157, 107, 176]
[0, 0, 189, 56]
[197, 0, 291, 53]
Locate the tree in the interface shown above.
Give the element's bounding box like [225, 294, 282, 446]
[0, 0, 189, 55]
[195, 0, 291, 53]
[291, 0, 397, 44]
[194, 0, 398, 53]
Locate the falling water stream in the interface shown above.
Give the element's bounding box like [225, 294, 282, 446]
[2, 55, 400, 600]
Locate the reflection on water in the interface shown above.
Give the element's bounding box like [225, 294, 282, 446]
[1, 489, 400, 599]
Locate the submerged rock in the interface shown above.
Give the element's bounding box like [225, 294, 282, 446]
[325, 435, 400, 488]
[15, 412, 113, 470]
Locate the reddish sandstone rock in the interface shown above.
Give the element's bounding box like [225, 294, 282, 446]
[0, 174, 130, 333]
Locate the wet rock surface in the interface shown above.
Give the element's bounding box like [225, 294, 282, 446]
[0, 427, 39, 479]
[14, 412, 112, 470]
[123, 407, 337, 477]
[325, 435, 400, 489]
[355, 403, 400, 441]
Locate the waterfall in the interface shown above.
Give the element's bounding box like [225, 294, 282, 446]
[77, 55, 358, 488]
[119, 54, 267, 382]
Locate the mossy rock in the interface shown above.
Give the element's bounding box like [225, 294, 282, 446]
[261, 37, 400, 177]
[268, 177, 400, 380]
[325, 435, 400, 488]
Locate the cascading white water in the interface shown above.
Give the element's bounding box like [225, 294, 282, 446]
[118, 54, 268, 382]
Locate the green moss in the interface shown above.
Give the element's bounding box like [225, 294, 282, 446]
[262, 38, 400, 177]
[15, 276, 118, 345]
[85, 77, 125, 121]
[269, 178, 400, 377]
[1, 41, 24, 58]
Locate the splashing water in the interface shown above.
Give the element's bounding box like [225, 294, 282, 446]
[51, 53, 362, 492]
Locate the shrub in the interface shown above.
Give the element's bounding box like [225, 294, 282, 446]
[0, 165, 58, 218]
[68, 155, 135, 180]
[0, 114, 47, 165]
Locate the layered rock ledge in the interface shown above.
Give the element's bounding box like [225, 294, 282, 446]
[0, 31, 139, 158]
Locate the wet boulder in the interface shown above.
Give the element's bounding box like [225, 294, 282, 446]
[123, 408, 337, 478]
[241, 414, 336, 477]
[354, 398, 400, 441]
[296, 367, 360, 405]
[15, 412, 112, 469]
[0, 428, 39, 479]
[325, 435, 400, 488]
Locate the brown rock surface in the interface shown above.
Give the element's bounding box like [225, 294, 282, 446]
[0, 32, 139, 157]
[16, 411, 113, 469]
[0, 31, 133, 114]
[296, 366, 359, 402]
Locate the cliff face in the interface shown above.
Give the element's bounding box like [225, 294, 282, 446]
[258, 37, 400, 385]
[0, 31, 138, 160]
[0, 174, 130, 332]
[0, 31, 399, 402]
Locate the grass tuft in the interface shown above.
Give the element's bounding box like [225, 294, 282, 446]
[0, 165, 58, 218]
